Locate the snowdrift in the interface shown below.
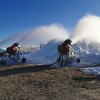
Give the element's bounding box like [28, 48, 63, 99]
[25, 38, 65, 64]
[1, 37, 100, 75]
[24, 38, 100, 67]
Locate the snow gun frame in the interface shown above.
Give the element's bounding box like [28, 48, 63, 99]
[0, 52, 26, 65]
[58, 51, 80, 67]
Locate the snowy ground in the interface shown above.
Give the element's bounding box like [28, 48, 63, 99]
[21, 38, 100, 75]
[1, 38, 100, 75]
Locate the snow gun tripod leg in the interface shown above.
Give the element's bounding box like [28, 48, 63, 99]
[60, 54, 64, 67]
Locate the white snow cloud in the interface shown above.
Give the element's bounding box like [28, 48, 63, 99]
[1, 13, 100, 48]
[0, 23, 69, 48]
[18, 23, 69, 46]
[71, 13, 100, 44]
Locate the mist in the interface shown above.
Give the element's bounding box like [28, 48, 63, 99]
[1, 14, 100, 48]
[0, 24, 69, 48]
[71, 14, 100, 44]
[18, 23, 69, 47]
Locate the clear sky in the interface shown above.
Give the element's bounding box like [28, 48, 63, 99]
[0, 0, 100, 41]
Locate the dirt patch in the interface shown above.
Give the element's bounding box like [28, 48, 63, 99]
[0, 64, 100, 100]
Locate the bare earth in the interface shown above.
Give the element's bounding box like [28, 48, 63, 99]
[0, 64, 100, 100]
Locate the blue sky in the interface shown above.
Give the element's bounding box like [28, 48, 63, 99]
[0, 0, 100, 41]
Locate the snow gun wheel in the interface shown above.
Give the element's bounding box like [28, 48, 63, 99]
[77, 58, 80, 63]
[0, 60, 6, 65]
[22, 58, 26, 63]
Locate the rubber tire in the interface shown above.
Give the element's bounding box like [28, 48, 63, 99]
[77, 58, 80, 63]
[22, 58, 26, 63]
[0, 60, 6, 65]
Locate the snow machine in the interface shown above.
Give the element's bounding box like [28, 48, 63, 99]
[57, 40, 80, 67]
[0, 52, 26, 65]
[0, 43, 27, 65]
[57, 51, 80, 67]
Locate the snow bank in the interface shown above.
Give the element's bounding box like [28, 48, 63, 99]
[24, 38, 65, 64]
